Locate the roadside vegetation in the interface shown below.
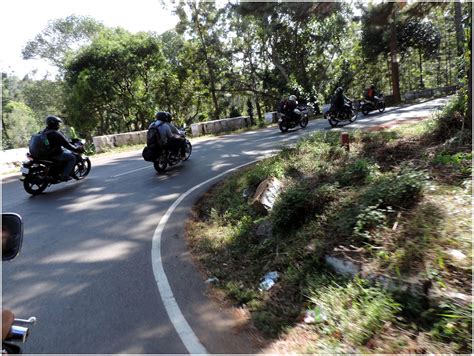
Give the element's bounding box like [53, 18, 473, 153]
[186, 92, 472, 353]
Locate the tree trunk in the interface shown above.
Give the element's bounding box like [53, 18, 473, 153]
[389, 20, 401, 103]
[418, 49, 424, 89]
[454, 0, 465, 57]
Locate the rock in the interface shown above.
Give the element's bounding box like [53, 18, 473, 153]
[251, 177, 283, 214]
[255, 220, 273, 239]
[428, 286, 471, 307]
[324, 255, 361, 276]
[446, 249, 467, 262]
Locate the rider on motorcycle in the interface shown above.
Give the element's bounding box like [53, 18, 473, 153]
[365, 84, 379, 107]
[41, 116, 83, 182]
[278, 95, 300, 123]
[150, 111, 186, 159]
[332, 87, 352, 116]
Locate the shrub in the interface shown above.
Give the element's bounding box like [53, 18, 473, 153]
[271, 183, 313, 233]
[271, 183, 339, 234]
[337, 158, 380, 187]
[362, 170, 425, 209]
[307, 276, 400, 346]
[243, 158, 286, 187]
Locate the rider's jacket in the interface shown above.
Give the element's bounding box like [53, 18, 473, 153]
[45, 129, 79, 157]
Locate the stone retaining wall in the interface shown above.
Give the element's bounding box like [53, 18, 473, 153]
[92, 130, 147, 153]
[190, 116, 252, 137]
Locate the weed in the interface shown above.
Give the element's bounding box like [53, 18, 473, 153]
[362, 169, 425, 209]
[307, 276, 400, 347]
[337, 158, 381, 186]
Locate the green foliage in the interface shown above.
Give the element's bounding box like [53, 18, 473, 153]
[353, 205, 393, 240]
[242, 159, 286, 187]
[433, 152, 472, 176]
[271, 183, 339, 234]
[2, 101, 40, 149]
[361, 170, 425, 209]
[337, 158, 380, 186]
[22, 15, 104, 68]
[431, 303, 473, 352]
[307, 276, 400, 346]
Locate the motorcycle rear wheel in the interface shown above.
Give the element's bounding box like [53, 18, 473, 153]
[377, 102, 386, 112]
[349, 110, 358, 123]
[279, 121, 289, 132]
[72, 157, 91, 180]
[328, 116, 338, 127]
[184, 141, 192, 161]
[299, 116, 309, 128]
[23, 167, 48, 195]
[154, 158, 168, 173]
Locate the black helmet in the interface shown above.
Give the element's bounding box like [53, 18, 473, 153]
[46, 115, 62, 130]
[165, 112, 172, 122]
[155, 111, 168, 121]
[370, 84, 375, 89]
[335, 87, 344, 94]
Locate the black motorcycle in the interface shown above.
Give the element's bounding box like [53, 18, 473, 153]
[2, 213, 37, 354]
[278, 107, 309, 132]
[20, 138, 91, 195]
[360, 93, 386, 116]
[153, 128, 192, 173]
[325, 101, 358, 128]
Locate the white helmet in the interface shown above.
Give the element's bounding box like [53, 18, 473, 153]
[288, 95, 297, 102]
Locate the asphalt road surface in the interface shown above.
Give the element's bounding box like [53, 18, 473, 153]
[1, 97, 450, 353]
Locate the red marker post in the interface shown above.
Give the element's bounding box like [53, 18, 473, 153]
[340, 132, 350, 151]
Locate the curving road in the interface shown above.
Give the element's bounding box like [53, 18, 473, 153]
[1, 97, 449, 353]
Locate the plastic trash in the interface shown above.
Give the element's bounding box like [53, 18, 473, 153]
[258, 271, 279, 291]
[205, 277, 219, 284]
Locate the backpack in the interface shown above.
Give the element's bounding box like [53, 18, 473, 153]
[29, 129, 53, 158]
[143, 121, 164, 162]
[146, 121, 165, 148]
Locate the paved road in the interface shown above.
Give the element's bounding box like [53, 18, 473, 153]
[1, 97, 449, 353]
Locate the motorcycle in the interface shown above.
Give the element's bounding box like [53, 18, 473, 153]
[360, 93, 386, 115]
[324, 101, 358, 128]
[2, 213, 37, 354]
[153, 128, 192, 173]
[20, 138, 91, 195]
[278, 107, 309, 132]
[305, 100, 321, 118]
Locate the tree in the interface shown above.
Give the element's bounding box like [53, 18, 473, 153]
[175, 1, 232, 120]
[65, 29, 167, 136]
[22, 15, 104, 71]
[398, 20, 441, 88]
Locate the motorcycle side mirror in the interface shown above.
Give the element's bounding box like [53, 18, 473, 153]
[2, 213, 23, 261]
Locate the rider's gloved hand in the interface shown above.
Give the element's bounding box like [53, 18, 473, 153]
[2, 309, 14, 340]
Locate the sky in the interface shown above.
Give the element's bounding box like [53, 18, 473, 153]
[0, 0, 179, 78]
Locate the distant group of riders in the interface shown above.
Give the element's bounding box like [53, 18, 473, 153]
[29, 84, 382, 183]
[278, 84, 382, 125]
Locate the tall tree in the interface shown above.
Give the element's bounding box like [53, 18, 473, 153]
[65, 29, 167, 136]
[22, 15, 104, 72]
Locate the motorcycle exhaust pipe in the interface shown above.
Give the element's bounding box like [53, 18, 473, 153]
[9, 325, 29, 343]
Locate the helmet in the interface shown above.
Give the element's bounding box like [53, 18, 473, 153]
[155, 111, 168, 121]
[288, 95, 297, 102]
[46, 115, 62, 130]
[370, 84, 375, 89]
[165, 112, 172, 122]
[335, 87, 343, 94]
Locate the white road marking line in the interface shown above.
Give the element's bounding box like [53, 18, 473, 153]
[110, 165, 152, 178]
[151, 160, 258, 354]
